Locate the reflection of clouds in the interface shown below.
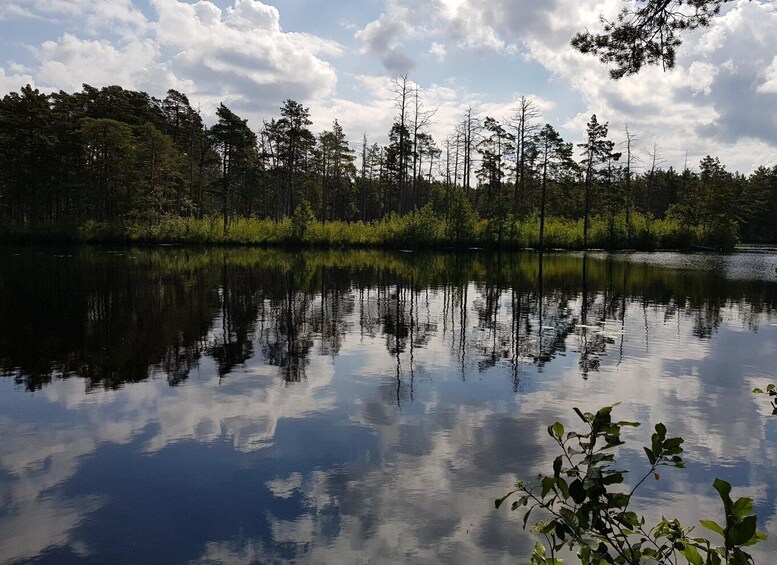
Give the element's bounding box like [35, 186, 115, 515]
[188, 291, 777, 563]
[0, 409, 106, 561]
[266, 472, 303, 499]
[0, 494, 100, 564]
[0, 353, 337, 562]
[3, 258, 777, 563]
[144, 355, 336, 453]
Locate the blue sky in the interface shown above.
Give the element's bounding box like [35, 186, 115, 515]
[1, 0, 776, 173]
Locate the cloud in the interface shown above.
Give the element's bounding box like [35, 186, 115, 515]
[0, 0, 150, 38]
[758, 56, 777, 94]
[354, 1, 417, 73]
[1, 0, 776, 172]
[353, 0, 775, 171]
[33, 33, 180, 94]
[152, 0, 341, 113]
[1, 0, 341, 120]
[0, 66, 34, 94]
[434, 0, 777, 171]
[429, 42, 446, 62]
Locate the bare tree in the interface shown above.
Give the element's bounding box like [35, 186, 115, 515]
[410, 85, 437, 210]
[361, 132, 368, 221]
[622, 125, 638, 228]
[509, 96, 541, 214]
[390, 75, 412, 213]
[646, 142, 665, 206]
[458, 107, 480, 194]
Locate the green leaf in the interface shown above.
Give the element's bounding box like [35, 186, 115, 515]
[768, 384, 776, 393]
[542, 476, 556, 498]
[732, 497, 753, 520]
[752, 387, 764, 394]
[553, 455, 563, 478]
[655, 422, 667, 438]
[619, 512, 640, 528]
[601, 472, 625, 486]
[730, 547, 752, 565]
[557, 477, 570, 500]
[510, 496, 529, 511]
[680, 544, 703, 565]
[559, 507, 579, 531]
[573, 407, 588, 423]
[495, 490, 516, 509]
[699, 519, 725, 536]
[616, 421, 641, 427]
[644, 447, 656, 465]
[552, 422, 565, 439]
[729, 515, 757, 546]
[606, 493, 630, 508]
[742, 529, 768, 546]
[712, 478, 733, 515]
[522, 505, 534, 529]
[569, 479, 586, 504]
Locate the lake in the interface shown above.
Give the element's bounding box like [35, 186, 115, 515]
[1, 246, 776, 564]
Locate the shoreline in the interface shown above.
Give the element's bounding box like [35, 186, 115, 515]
[0, 215, 753, 253]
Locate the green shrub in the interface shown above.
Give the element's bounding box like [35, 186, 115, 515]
[292, 200, 315, 241]
[496, 405, 766, 564]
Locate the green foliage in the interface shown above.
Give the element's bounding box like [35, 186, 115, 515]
[2, 83, 775, 246]
[496, 405, 766, 564]
[571, 0, 728, 79]
[292, 200, 315, 240]
[1, 210, 738, 251]
[445, 188, 478, 243]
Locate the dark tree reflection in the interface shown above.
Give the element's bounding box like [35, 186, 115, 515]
[1, 247, 775, 395]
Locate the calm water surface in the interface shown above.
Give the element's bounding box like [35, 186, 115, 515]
[1, 247, 776, 564]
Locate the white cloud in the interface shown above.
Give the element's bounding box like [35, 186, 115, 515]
[1, 0, 341, 121]
[33, 34, 179, 94]
[760, 56, 777, 93]
[429, 41, 447, 62]
[457, 0, 777, 170]
[354, 0, 418, 73]
[1, 0, 776, 172]
[0, 0, 149, 38]
[0, 66, 35, 94]
[152, 0, 341, 113]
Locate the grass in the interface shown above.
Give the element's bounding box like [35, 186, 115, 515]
[0, 211, 738, 251]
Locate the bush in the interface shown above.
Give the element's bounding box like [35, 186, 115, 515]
[445, 188, 478, 244]
[292, 200, 315, 241]
[496, 405, 766, 564]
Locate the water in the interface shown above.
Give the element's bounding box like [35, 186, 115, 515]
[1, 246, 776, 564]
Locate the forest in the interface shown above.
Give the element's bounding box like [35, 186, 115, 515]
[1, 81, 776, 250]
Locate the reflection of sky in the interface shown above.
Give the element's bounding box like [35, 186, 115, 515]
[1, 256, 777, 563]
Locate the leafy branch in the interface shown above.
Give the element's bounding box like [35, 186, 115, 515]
[496, 405, 766, 564]
[571, 1, 733, 79]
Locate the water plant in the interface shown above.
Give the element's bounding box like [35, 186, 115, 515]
[752, 384, 777, 415]
[496, 405, 766, 564]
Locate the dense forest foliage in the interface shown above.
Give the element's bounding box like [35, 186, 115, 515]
[1, 82, 775, 249]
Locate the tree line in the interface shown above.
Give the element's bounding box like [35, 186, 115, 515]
[1, 81, 776, 247]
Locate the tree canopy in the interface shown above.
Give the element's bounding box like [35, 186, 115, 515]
[1, 82, 776, 249]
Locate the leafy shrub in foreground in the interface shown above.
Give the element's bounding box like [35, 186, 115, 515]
[496, 405, 766, 564]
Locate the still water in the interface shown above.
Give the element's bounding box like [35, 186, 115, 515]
[1, 247, 776, 564]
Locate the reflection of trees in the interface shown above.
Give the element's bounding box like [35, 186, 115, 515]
[0, 249, 219, 391]
[258, 269, 314, 383]
[1, 247, 775, 392]
[208, 262, 260, 378]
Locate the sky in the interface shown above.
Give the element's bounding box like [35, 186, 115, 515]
[0, 0, 776, 173]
